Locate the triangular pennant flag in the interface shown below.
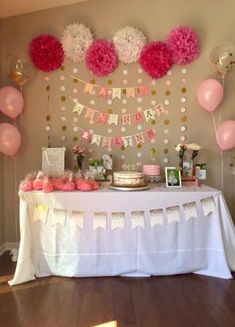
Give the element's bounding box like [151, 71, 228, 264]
[126, 87, 135, 98]
[93, 212, 107, 230]
[102, 136, 112, 151]
[98, 87, 108, 98]
[144, 108, 155, 122]
[97, 112, 108, 124]
[183, 202, 198, 220]
[121, 114, 131, 125]
[91, 134, 101, 146]
[33, 204, 48, 223]
[150, 209, 164, 226]
[131, 211, 145, 229]
[133, 112, 143, 124]
[80, 130, 92, 142]
[112, 136, 123, 148]
[145, 129, 155, 141]
[122, 136, 133, 147]
[73, 102, 84, 115]
[112, 88, 122, 99]
[70, 210, 85, 229]
[108, 114, 119, 126]
[85, 108, 96, 121]
[138, 85, 149, 96]
[134, 133, 145, 145]
[111, 212, 125, 230]
[201, 197, 216, 216]
[155, 104, 169, 116]
[84, 83, 94, 95]
[166, 206, 181, 224]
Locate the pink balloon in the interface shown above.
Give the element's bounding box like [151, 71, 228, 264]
[0, 86, 24, 119]
[197, 79, 224, 112]
[0, 123, 21, 156]
[216, 120, 235, 151]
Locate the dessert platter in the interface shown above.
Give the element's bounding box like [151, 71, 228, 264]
[109, 171, 150, 191]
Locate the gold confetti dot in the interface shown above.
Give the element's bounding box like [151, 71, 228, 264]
[122, 89, 126, 95]
[61, 96, 66, 102]
[165, 90, 171, 96]
[164, 119, 170, 125]
[73, 78, 78, 83]
[150, 148, 156, 154]
[59, 65, 65, 71]
[181, 116, 187, 123]
[121, 145, 125, 151]
[73, 136, 78, 142]
[107, 108, 113, 114]
[164, 148, 168, 154]
[46, 85, 50, 92]
[107, 80, 113, 85]
[62, 125, 67, 131]
[151, 90, 156, 96]
[137, 143, 142, 149]
[90, 79, 96, 84]
[151, 120, 156, 125]
[46, 115, 51, 121]
[182, 87, 187, 93]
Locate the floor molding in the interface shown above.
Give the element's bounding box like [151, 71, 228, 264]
[0, 242, 19, 256]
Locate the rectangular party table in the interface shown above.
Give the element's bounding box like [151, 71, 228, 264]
[9, 184, 235, 285]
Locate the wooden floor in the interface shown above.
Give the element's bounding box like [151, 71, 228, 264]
[0, 252, 235, 327]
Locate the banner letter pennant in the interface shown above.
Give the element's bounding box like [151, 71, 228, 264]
[85, 108, 96, 121]
[133, 112, 143, 124]
[146, 129, 155, 141]
[73, 102, 84, 115]
[112, 88, 122, 99]
[112, 136, 123, 148]
[81, 130, 92, 142]
[84, 83, 94, 95]
[33, 204, 48, 223]
[166, 206, 181, 224]
[97, 112, 108, 124]
[134, 133, 145, 145]
[131, 211, 145, 229]
[102, 136, 112, 151]
[93, 212, 107, 230]
[121, 114, 131, 125]
[155, 104, 169, 116]
[150, 209, 164, 226]
[144, 108, 155, 122]
[183, 202, 198, 220]
[91, 134, 101, 146]
[98, 87, 108, 98]
[111, 212, 125, 230]
[122, 136, 133, 147]
[126, 87, 135, 98]
[49, 208, 67, 226]
[71, 210, 85, 229]
[108, 114, 119, 126]
[201, 197, 216, 216]
[138, 85, 149, 96]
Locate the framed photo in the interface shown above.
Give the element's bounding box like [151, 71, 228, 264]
[165, 167, 182, 188]
[42, 147, 66, 177]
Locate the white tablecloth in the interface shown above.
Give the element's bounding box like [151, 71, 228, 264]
[9, 184, 235, 285]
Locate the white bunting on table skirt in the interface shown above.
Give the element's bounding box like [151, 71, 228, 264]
[166, 206, 181, 224]
[33, 204, 48, 223]
[70, 210, 85, 229]
[111, 212, 125, 230]
[131, 211, 145, 229]
[150, 209, 164, 226]
[93, 212, 107, 230]
[48, 208, 67, 226]
[183, 202, 198, 220]
[201, 196, 216, 216]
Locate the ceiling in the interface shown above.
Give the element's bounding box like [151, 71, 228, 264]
[0, 0, 87, 19]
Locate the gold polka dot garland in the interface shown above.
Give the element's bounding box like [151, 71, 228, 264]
[180, 116, 187, 123]
[73, 136, 78, 142]
[151, 90, 156, 96]
[61, 95, 66, 102]
[165, 90, 171, 96]
[107, 80, 113, 85]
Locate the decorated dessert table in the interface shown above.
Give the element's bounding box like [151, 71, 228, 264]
[9, 184, 235, 285]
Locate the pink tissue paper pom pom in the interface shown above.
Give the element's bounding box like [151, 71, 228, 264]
[139, 41, 173, 79]
[33, 178, 43, 190]
[19, 180, 33, 192]
[52, 177, 67, 190]
[167, 26, 199, 65]
[42, 180, 54, 193]
[85, 39, 118, 77]
[63, 181, 76, 191]
[88, 180, 100, 190]
[80, 181, 93, 192]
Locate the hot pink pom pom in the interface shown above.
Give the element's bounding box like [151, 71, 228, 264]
[139, 41, 173, 79]
[42, 181, 54, 193]
[75, 178, 85, 190]
[80, 181, 93, 192]
[19, 180, 33, 192]
[88, 180, 100, 190]
[85, 39, 118, 76]
[29, 34, 64, 72]
[53, 177, 66, 190]
[63, 181, 76, 191]
[33, 178, 43, 190]
[167, 26, 199, 65]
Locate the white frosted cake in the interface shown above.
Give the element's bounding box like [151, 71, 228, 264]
[113, 171, 146, 187]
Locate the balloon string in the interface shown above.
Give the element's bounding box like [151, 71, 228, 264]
[220, 150, 224, 191]
[13, 156, 19, 243]
[212, 112, 218, 143]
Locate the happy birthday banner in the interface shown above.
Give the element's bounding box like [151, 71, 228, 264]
[71, 75, 149, 99]
[72, 101, 168, 126]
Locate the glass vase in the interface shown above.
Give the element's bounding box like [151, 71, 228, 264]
[76, 155, 84, 173]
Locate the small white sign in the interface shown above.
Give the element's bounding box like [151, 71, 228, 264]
[42, 147, 66, 177]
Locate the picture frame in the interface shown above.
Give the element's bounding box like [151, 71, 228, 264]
[165, 167, 182, 188]
[42, 147, 66, 177]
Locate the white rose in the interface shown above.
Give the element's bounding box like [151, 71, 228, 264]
[175, 144, 182, 152]
[188, 143, 201, 151]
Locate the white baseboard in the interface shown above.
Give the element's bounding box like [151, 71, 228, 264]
[0, 242, 19, 256]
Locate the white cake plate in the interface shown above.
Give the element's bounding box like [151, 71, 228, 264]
[109, 184, 150, 191]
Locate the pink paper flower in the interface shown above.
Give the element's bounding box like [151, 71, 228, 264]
[139, 41, 173, 79]
[85, 39, 118, 76]
[29, 34, 64, 72]
[167, 26, 199, 65]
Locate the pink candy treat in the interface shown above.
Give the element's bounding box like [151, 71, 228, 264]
[19, 180, 33, 192]
[42, 180, 54, 193]
[33, 178, 43, 190]
[63, 181, 76, 191]
[80, 181, 93, 191]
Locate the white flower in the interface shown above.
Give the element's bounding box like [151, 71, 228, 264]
[175, 143, 186, 152]
[113, 26, 146, 64]
[188, 143, 201, 151]
[61, 23, 94, 62]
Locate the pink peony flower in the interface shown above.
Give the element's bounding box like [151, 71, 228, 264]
[167, 26, 199, 65]
[85, 39, 118, 76]
[139, 41, 173, 79]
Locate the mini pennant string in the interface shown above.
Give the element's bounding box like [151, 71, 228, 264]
[93, 212, 107, 230]
[201, 197, 216, 216]
[33, 204, 48, 224]
[150, 209, 164, 226]
[166, 206, 181, 224]
[48, 208, 67, 226]
[70, 210, 85, 229]
[111, 212, 125, 230]
[131, 211, 145, 229]
[183, 202, 198, 220]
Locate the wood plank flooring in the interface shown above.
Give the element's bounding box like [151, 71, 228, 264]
[0, 251, 235, 327]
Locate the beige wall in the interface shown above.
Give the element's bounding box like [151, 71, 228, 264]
[0, 155, 5, 247]
[0, 0, 235, 242]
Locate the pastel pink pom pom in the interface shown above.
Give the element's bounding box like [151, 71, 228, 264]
[63, 181, 76, 191]
[80, 181, 93, 191]
[19, 180, 33, 192]
[88, 180, 100, 190]
[75, 178, 84, 190]
[139, 41, 173, 79]
[53, 177, 66, 190]
[167, 26, 199, 65]
[85, 39, 118, 76]
[33, 178, 43, 190]
[42, 181, 54, 193]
